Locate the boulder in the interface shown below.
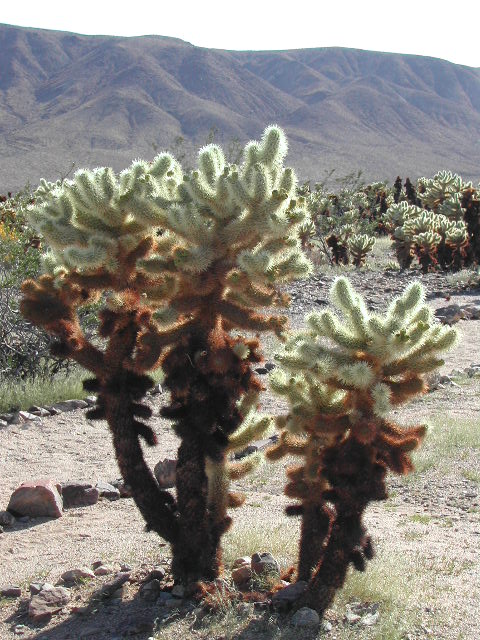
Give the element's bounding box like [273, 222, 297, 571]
[7, 479, 63, 518]
[290, 607, 320, 627]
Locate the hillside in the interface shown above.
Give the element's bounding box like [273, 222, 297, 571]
[1, 23, 480, 190]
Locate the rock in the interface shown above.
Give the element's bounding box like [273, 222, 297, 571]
[435, 304, 464, 325]
[150, 382, 163, 395]
[51, 399, 88, 412]
[461, 304, 480, 320]
[61, 567, 95, 583]
[345, 610, 361, 624]
[7, 479, 63, 518]
[28, 585, 70, 621]
[45, 406, 62, 416]
[96, 481, 120, 501]
[9, 413, 23, 425]
[264, 361, 276, 372]
[111, 479, 132, 498]
[29, 582, 49, 595]
[99, 572, 131, 598]
[61, 482, 99, 508]
[272, 581, 307, 607]
[85, 396, 97, 406]
[291, 607, 320, 627]
[94, 564, 114, 576]
[255, 367, 269, 375]
[0, 510, 16, 527]
[321, 620, 333, 632]
[120, 563, 132, 572]
[251, 552, 280, 576]
[234, 444, 258, 459]
[361, 611, 380, 626]
[1, 586, 21, 597]
[0, 525, 3, 533]
[231, 565, 252, 586]
[13, 624, 29, 635]
[27, 407, 51, 417]
[140, 579, 162, 601]
[0, 419, 8, 428]
[145, 566, 166, 582]
[0, 413, 14, 423]
[154, 459, 177, 489]
[232, 556, 251, 569]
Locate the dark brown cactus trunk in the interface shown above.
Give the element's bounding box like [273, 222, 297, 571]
[296, 503, 333, 582]
[298, 437, 386, 616]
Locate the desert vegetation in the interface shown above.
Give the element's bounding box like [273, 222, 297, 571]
[1, 126, 479, 638]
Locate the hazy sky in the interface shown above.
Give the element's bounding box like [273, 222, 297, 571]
[3, 0, 480, 67]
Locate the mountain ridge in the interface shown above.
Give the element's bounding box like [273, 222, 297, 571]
[1, 23, 479, 191]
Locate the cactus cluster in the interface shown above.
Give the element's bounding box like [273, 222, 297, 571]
[383, 174, 473, 272]
[20, 126, 311, 587]
[267, 277, 457, 614]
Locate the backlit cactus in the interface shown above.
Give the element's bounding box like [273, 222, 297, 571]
[20, 125, 311, 588]
[347, 233, 375, 267]
[267, 277, 457, 615]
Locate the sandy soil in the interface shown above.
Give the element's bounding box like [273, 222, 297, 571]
[1, 272, 479, 640]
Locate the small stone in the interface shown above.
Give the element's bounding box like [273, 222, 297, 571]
[264, 361, 276, 372]
[51, 399, 88, 412]
[171, 584, 185, 598]
[345, 610, 361, 624]
[28, 407, 51, 417]
[231, 565, 252, 585]
[251, 552, 280, 576]
[232, 556, 251, 569]
[361, 611, 380, 626]
[96, 481, 120, 501]
[61, 567, 95, 583]
[145, 566, 166, 581]
[234, 444, 258, 459]
[85, 396, 97, 406]
[140, 579, 161, 601]
[99, 572, 131, 598]
[321, 620, 333, 632]
[28, 585, 70, 621]
[255, 367, 269, 375]
[0, 419, 8, 428]
[61, 482, 99, 508]
[291, 607, 320, 627]
[154, 459, 177, 489]
[13, 624, 28, 635]
[150, 383, 163, 395]
[9, 412, 23, 425]
[0, 510, 16, 527]
[7, 479, 63, 518]
[19, 410, 41, 422]
[94, 564, 114, 576]
[0, 413, 14, 422]
[0, 525, 3, 533]
[120, 563, 132, 572]
[1, 586, 21, 597]
[45, 406, 62, 416]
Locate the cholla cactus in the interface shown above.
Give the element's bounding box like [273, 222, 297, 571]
[347, 233, 375, 267]
[419, 171, 472, 209]
[267, 277, 457, 615]
[21, 125, 311, 588]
